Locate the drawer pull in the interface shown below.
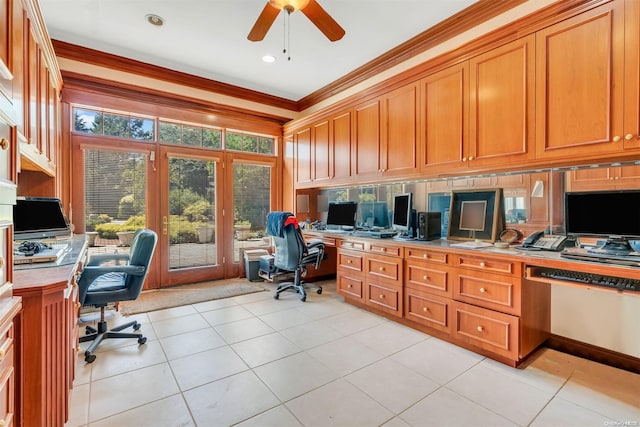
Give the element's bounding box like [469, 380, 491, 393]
[379, 267, 385, 272]
[423, 275, 428, 280]
[422, 307, 428, 312]
[479, 287, 486, 293]
[476, 325, 484, 332]
[0, 349, 4, 361]
[381, 248, 386, 252]
[347, 260, 352, 264]
[423, 254, 428, 259]
[347, 284, 352, 288]
[479, 262, 486, 268]
[0, 256, 3, 268]
[0, 138, 8, 150]
[379, 294, 385, 299]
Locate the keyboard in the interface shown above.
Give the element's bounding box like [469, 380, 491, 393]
[353, 230, 397, 238]
[535, 268, 640, 292]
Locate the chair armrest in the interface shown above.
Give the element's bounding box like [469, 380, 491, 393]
[307, 240, 324, 250]
[306, 242, 326, 269]
[86, 253, 131, 266]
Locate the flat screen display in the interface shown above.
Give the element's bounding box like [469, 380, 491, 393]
[565, 190, 640, 238]
[326, 202, 358, 228]
[13, 197, 71, 240]
[392, 193, 412, 231]
[359, 201, 389, 228]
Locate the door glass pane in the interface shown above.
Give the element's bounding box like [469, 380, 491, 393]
[168, 157, 217, 269]
[233, 163, 271, 262]
[84, 149, 147, 256]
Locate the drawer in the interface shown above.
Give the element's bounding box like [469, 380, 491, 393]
[0, 342, 14, 427]
[366, 254, 402, 282]
[337, 250, 364, 272]
[337, 273, 364, 300]
[453, 270, 521, 315]
[367, 242, 402, 257]
[340, 240, 365, 251]
[455, 254, 521, 276]
[366, 281, 402, 317]
[405, 261, 451, 297]
[404, 288, 451, 333]
[405, 247, 449, 265]
[453, 301, 519, 360]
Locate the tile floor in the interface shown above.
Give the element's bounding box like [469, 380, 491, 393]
[67, 280, 640, 427]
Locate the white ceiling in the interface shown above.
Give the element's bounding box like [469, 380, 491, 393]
[39, 0, 479, 102]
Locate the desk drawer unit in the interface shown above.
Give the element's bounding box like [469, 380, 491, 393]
[365, 281, 402, 317]
[338, 274, 365, 300]
[368, 242, 403, 257]
[405, 261, 451, 297]
[405, 288, 451, 333]
[364, 253, 403, 317]
[340, 240, 366, 251]
[337, 250, 364, 272]
[453, 270, 521, 315]
[455, 254, 521, 276]
[366, 253, 402, 282]
[405, 247, 449, 265]
[453, 301, 519, 360]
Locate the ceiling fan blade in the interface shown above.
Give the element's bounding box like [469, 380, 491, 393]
[301, 0, 345, 42]
[248, 3, 280, 41]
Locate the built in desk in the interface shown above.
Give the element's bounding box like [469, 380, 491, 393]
[304, 231, 640, 371]
[13, 235, 88, 427]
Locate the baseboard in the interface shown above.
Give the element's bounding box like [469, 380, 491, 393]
[547, 334, 640, 374]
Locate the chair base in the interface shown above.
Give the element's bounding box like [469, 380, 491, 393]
[273, 269, 323, 302]
[79, 307, 146, 363]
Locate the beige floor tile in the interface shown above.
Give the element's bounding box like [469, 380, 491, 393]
[307, 336, 384, 376]
[286, 379, 394, 426]
[351, 321, 428, 356]
[259, 307, 315, 330]
[254, 352, 339, 401]
[294, 297, 355, 320]
[391, 337, 483, 384]
[73, 353, 93, 385]
[184, 371, 280, 426]
[322, 307, 388, 335]
[231, 332, 301, 368]
[150, 313, 209, 339]
[236, 405, 303, 427]
[192, 296, 238, 312]
[169, 345, 248, 391]
[146, 304, 198, 322]
[447, 362, 555, 425]
[199, 305, 255, 326]
[90, 340, 167, 380]
[88, 363, 179, 422]
[89, 394, 194, 427]
[65, 383, 90, 427]
[400, 387, 517, 427]
[345, 358, 440, 414]
[531, 397, 617, 426]
[214, 316, 275, 344]
[245, 293, 308, 315]
[279, 320, 343, 350]
[556, 362, 640, 422]
[230, 288, 274, 304]
[159, 327, 226, 360]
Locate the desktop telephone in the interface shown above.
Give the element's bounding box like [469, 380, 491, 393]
[517, 231, 569, 251]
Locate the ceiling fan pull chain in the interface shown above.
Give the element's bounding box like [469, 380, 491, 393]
[287, 9, 291, 61]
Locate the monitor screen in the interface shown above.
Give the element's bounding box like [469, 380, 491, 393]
[13, 197, 71, 240]
[326, 202, 358, 229]
[565, 190, 640, 253]
[392, 193, 412, 231]
[358, 201, 389, 228]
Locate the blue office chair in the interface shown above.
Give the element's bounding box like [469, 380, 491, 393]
[78, 228, 157, 363]
[266, 212, 325, 302]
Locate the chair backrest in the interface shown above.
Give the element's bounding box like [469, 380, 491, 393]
[123, 228, 158, 298]
[266, 212, 306, 272]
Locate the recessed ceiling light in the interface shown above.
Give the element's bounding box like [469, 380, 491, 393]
[145, 14, 164, 27]
[262, 55, 276, 63]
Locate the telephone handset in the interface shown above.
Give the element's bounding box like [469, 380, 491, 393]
[518, 231, 568, 251]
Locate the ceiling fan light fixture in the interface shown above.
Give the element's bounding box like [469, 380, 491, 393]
[262, 55, 276, 63]
[268, 0, 310, 12]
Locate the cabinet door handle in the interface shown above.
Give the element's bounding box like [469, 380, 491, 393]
[468, 156, 474, 161]
[612, 135, 621, 142]
[462, 157, 467, 162]
[0, 138, 8, 150]
[625, 134, 634, 140]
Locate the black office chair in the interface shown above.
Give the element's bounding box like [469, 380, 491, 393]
[266, 212, 326, 302]
[78, 228, 157, 363]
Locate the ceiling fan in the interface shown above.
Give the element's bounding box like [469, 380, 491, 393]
[248, 0, 345, 42]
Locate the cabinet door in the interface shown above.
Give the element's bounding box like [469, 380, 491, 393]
[624, 0, 640, 149]
[469, 35, 534, 167]
[421, 62, 469, 174]
[331, 109, 352, 180]
[566, 168, 615, 191]
[312, 120, 331, 183]
[353, 98, 381, 179]
[381, 82, 418, 177]
[295, 127, 312, 184]
[282, 134, 295, 212]
[535, 1, 625, 159]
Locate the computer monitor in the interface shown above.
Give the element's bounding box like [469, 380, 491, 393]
[358, 201, 389, 228]
[13, 197, 71, 240]
[565, 190, 640, 255]
[392, 193, 412, 235]
[326, 202, 358, 230]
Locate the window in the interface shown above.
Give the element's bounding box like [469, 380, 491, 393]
[159, 120, 222, 149]
[226, 131, 275, 155]
[73, 107, 154, 141]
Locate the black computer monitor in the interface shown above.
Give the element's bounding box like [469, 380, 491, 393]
[326, 202, 358, 230]
[392, 193, 412, 235]
[13, 197, 71, 240]
[358, 201, 389, 228]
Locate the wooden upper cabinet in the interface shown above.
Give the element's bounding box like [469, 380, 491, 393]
[11, 0, 25, 138]
[420, 62, 469, 174]
[353, 98, 382, 179]
[566, 164, 640, 191]
[381, 82, 419, 177]
[535, 0, 627, 160]
[332, 109, 352, 181]
[624, 0, 640, 150]
[295, 127, 312, 184]
[282, 134, 295, 212]
[468, 35, 535, 168]
[312, 119, 331, 183]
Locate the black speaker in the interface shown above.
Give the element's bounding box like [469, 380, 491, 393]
[408, 209, 417, 238]
[416, 212, 441, 241]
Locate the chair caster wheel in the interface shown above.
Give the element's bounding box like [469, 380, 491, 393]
[300, 295, 306, 302]
[133, 323, 141, 331]
[317, 289, 323, 294]
[85, 354, 96, 363]
[273, 293, 279, 300]
[138, 336, 147, 345]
